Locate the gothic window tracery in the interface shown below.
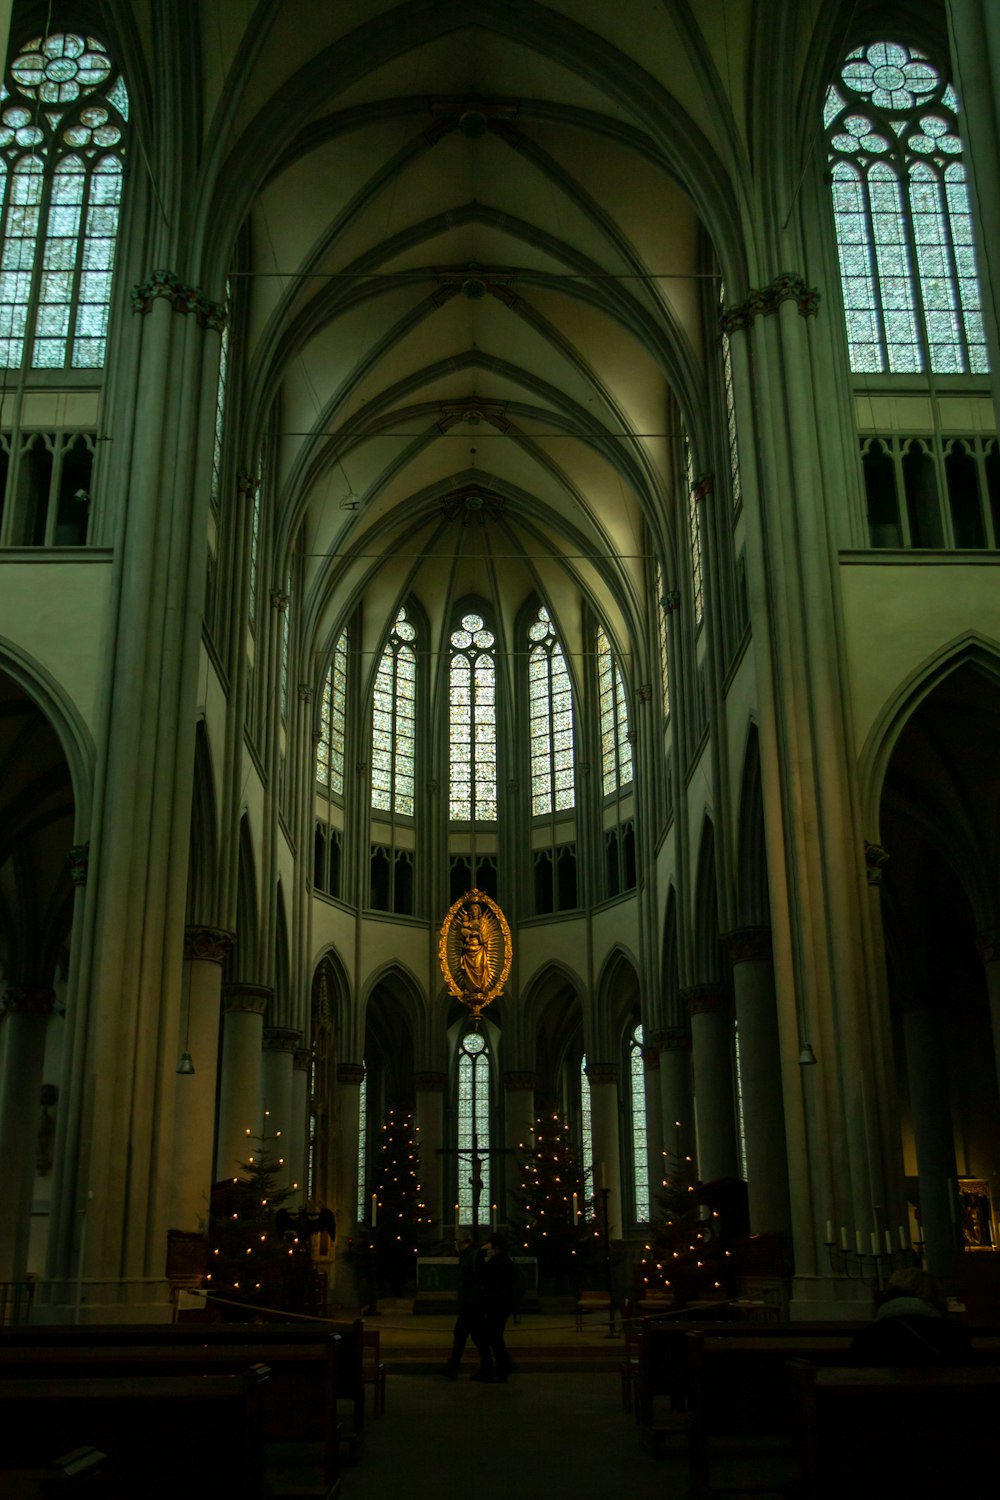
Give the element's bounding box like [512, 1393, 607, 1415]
[317, 629, 348, 793]
[449, 610, 497, 823]
[0, 32, 127, 370]
[629, 1023, 650, 1222]
[371, 606, 416, 816]
[457, 1028, 491, 1222]
[596, 623, 632, 796]
[528, 604, 575, 815]
[825, 41, 988, 375]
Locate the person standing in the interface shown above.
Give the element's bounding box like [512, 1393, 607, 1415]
[441, 1231, 492, 1379]
[479, 1232, 518, 1382]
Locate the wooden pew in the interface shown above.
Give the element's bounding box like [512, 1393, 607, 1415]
[0, 1339, 342, 1497]
[633, 1317, 863, 1451]
[0, 1368, 268, 1500]
[0, 1317, 366, 1469]
[791, 1362, 1000, 1499]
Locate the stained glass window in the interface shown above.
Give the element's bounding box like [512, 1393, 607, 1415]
[317, 629, 348, 792]
[686, 436, 704, 625]
[597, 623, 633, 796]
[457, 1029, 490, 1222]
[528, 604, 575, 815]
[449, 611, 497, 822]
[655, 560, 670, 718]
[371, 606, 416, 816]
[248, 457, 262, 627]
[0, 33, 127, 370]
[825, 41, 988, 375]
[630, 1024, 650, 1222]
[280, 576, 291, 721]
[734, 1024, 748, 1181]
[356, 1068, 367, 1222]
[580, 1055, 593, 1185]
[719, 280, 742, 508]
[210, 279, 231, 511]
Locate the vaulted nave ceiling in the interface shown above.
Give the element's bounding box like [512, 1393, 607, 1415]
[180, 0, 825, 675]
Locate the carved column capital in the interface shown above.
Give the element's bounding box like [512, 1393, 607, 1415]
[584, 1061, 619, 1085]
[68, 842, 90, 885]
[651, 1026, 692, 1052]
[337, 1062, 366, 1085]
[222, 983, 271, 1016]
[184, 926, 235, 964]
[692, 472, 715, 501]
[262, 1026, 302, 1054]
[414, 1070, 447, 1092]
[724, 926, 773, 965]
[503, 1070, 536, 1091]
[864, 840, 890, 885]
[130, 269, 227, 331]
[680, 983, 733, 1017]
[3, 986, 56, 1018]
[662, 589, 682, 613]
[270, 590, 289, 612]
[721, 272, 820, 334]
[293, 1048, 312, 1073]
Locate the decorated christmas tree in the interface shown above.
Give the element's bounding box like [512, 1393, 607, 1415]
[515, 1111, 593, 1286]
[636, 1149, 734, 1307]
[208, 1133, 300, 1315]
[369, 1107, 430, 1293]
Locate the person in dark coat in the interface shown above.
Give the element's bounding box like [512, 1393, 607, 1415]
[441, 1231, 492, 1379]
[850, 1267, 972, 1364]
[479, 1232, 518, 1381]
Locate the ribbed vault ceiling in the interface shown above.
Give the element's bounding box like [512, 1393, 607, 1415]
[179, 1, 807, 678]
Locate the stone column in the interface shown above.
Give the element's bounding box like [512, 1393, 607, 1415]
[653, 1026, 694, 1176]
[291, 1047, 311, 1199]
[683, 984, 739, 1184]
[726, 928, 792, 1237]
[414, 1072, 446, 1231]
[504, 1070, 536, 1228]
[902, 1001, 962, 1279]
[262, 1027, 302, 1191]
[585, 1062, 623, 1239]
[215, 983, 270, 1181]
[0, 987, 55, 1280]
[642, 1044, 664, 1218]
[331, 1062, 365, 1303]
[977, 934, 1000, 1105]
[171, 927, 232, 1232]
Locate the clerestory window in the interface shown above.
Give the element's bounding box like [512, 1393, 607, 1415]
[0, 32, 127, 370]
[528, 604, 575, 815]
[371, 606, 416, 816]
[449, 610, 497, 822]
[317, 629, 348, 793]
[596, 623, 632, 796]
[825, 41, 988, 376]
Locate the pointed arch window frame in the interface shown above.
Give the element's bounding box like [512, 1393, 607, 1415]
[527, 603, 576, 816]
[449, 608, 498, 824]
[596, 622, 633, 798]
[371, 605, 417, 818]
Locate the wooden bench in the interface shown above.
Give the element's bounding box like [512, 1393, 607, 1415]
[0, 1368, 268, 1499]
[791, 1362, 1000, 1498]
[0, 1317, 367, 1469]
[0, 1338, 343, 1497]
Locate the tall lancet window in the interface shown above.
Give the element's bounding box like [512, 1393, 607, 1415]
[655, 560, 670, 719]
[685, 436, 704, 626]
[371, 606, 416, 816]
[629, 1023, 650, 1222]
[528, 604, 575, 815]
[316, 629, 347, 792]
[719, 280, 742, 509]
[596, 623, 632, 796]
[0, 32, 128, 369]
[825, 41, 987, 375]
[580, 1055, 594, 1185]
[449, 611, 497, 822]
[456, 1028, 491, 1223]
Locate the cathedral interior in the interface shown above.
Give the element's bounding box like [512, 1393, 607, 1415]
[0, 0, 999, 1328]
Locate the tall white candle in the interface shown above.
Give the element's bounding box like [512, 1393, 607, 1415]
[825, 1219, 833, 1244]
[898, 1224, 907, 1251]
[855, 1230, 863, 1256]
[870, 1230, 878, 1255]
[371, 1194, 378, 1227]
[840, 1226, 848, 1251]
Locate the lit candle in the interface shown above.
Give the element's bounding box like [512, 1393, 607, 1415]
[371, 1194, 377, 1227]
[491, 1204, 497, 1230]
[840, 1226, 848, 1251]
[572, 1192, 579, 1226]
[825, 1219, 833, 1245]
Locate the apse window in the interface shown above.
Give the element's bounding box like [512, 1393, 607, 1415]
[316, 629, 348, 793]
[0, 32, 128, 370]
[528, 604, 575, 815]
[449, 611, 497, 822]
[371, 607, 416, 816]
[825, 41, 987, 376]
[596, 623, 633, 796]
